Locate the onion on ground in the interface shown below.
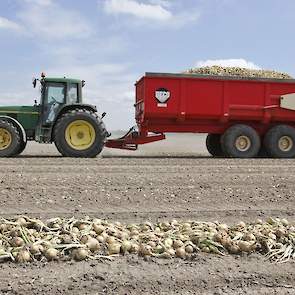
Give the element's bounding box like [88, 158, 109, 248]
[44, 248, 59, 261]
[0, 216, 293, 263]
[16, 250, 31, 263]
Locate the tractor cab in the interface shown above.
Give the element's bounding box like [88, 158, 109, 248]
[33, 73, 84, 126]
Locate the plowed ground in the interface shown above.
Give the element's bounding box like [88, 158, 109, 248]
[0, 134, 294, 294]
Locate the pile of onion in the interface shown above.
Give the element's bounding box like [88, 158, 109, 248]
[0, 216, 293, 264]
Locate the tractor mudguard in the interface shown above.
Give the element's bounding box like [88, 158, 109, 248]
[0, 115, 27, 142]
[54, 104, 97, 125]
[57, 104, 97, 116]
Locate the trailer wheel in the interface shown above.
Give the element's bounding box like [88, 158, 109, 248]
[0, 120, 21, 157]
[54, 109, 107, 158]
[206, 134, 223, 157]
[264, 125, 295, 158]
[221, 124, 260, 158]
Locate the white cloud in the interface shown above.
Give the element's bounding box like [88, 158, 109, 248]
[23, 0, 53, 6]
[196, 59, 261, 69]
[172, 10, 200, 27]
[102, 0, 199, 27]
[147, 0, 171, 8]
[18, 1, 92, 39]
[104, 0, 172, 21]
[0, 16, 21, 31]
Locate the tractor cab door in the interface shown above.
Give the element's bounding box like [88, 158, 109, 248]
[42, 82, 66, 125]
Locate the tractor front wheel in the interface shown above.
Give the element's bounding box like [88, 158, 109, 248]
[54, 110, 107, 158]
[0, 120, 21, 157]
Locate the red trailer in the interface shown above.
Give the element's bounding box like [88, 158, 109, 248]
[106, 72, 295, 158]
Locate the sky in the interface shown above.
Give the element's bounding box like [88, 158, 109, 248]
[0, 0, 295, 130]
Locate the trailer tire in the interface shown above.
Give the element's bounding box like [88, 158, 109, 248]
[257, 146, 268, 158]
[221, 124, 260, 158]
[0, 120, 22, 157]
[206, 134, 223, 157]
[264, 125, 295, 158]
[54, 109, 107, 158]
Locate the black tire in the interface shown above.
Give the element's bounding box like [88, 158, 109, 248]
[221, 124, 260, 158]
[54, 109, 107, 158]
[263, 125, 295, 158]
[257, 146, 268, 158]
[0, 120, 21, 157]
[15, 139, 27, 156]
[206, 134, 223, 157]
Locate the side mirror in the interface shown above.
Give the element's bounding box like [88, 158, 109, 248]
[32, 78, 37, 88]
[34, 100, 38, 106]
[82, 80, 86, 87]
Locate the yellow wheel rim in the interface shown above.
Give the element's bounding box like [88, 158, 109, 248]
[65, 120, 96, 151]
[0, 128, 12, 150]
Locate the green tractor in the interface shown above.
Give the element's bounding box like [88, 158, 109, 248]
[0, 73, 108, 157]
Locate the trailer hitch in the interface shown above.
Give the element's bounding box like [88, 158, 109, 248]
[105, 127, 165, 151]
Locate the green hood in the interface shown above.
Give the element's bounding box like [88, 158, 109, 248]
[0, 105, 39, 130]
[0, 106, 39, 114]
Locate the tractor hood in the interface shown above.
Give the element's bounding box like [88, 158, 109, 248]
[0, 106, 39, 115]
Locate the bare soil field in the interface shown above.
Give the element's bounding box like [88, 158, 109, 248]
[0, 134, 294, 294]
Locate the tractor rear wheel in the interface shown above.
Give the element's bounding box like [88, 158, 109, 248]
[54, 109, 107, 158]
[0, 120, 21, 157]
[264, 125, 295, 158]
[221, 124, 260, 158]
[206, 134, 223, 157]
[15, 139, 27, 156]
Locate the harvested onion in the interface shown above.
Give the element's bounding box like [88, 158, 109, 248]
[16, 250, 31, 263]
[44, 248, 59, 261]
[108, 243, 121, 255]
[72, 248, 88, 261]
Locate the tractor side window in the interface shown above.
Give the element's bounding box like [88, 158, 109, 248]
[68, 84, 78, 104]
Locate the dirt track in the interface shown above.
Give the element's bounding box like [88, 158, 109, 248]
[0, 134, 294, 294]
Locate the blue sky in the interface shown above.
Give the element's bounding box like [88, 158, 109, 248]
[0, 0, 294, 129]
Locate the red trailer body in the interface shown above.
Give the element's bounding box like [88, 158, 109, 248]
[135, 72, 295, 134]
[106, 72, 295, 157]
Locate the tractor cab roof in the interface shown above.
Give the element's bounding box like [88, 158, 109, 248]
[43, 77, 82, 84]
